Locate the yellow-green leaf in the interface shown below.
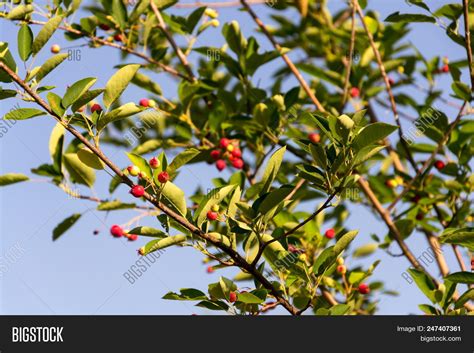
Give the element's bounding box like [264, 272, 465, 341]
[103, 64, 141, 109]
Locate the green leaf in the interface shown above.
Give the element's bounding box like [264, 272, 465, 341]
[168, 148, 200, 174]
[0, 89, 16, 100]
[126, 152, 152, 179]
[103, 64, 141, 109]
[161, 182, 188, 217]
[97, 102, 143, 131]
[162, 288, 207, 301]
[140, 235, 187, 255]
[444, 271, 474, 284]
[195, 185, 236, 226]
[352, 123, 398, 150]
[32, 16, 63, 55]
[77, 148, 105, 170]
[71, 89, 104, 113]
[0, 173, 29, 186]
[451, 81, 472, 101]
[0, 43, 16, 83]
[128, 226, 168, 238]
[62, 77, 97, 109]
[63, 153, 96, 187]
[47, 92, 65, 117]
[52, 213, 81, 241]
[334, 230, 358, 254]
[222, 21, 247, 56]
[131, 72, 162, 95]
[439, 227, 474, 251]
[309, 143, 327, 170]
[257, 185, 292, 216]
[352, 243, 378, 258]
[7, 4, 34, 20]
[384, 12, 435, 23]
[236, 292, 264, 304]
[260, 146, 286, 195]
[454, 288, 474, 309]
[34, 53, 69, 82]
[97, 200, 136, 211]
[4, 108, 45, 120]
[196, 300, 229, 311]
[111, 0, 128, 29]
[313, 246, 336, 275]
[18, 24, 33, 61]
[408, 268, 437, 303]
[49, 123, 64, 173]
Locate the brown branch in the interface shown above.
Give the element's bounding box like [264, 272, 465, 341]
[462, 0, 474, 90]
[354, 0, 417, 171]
[387, 102, 467, 211]
[150, 1, 197, 82]
[341, 1, 357, 107]
[21, 19, 192, 81]
[174, 0, 267, 8]
[0, 61, 298, 316]
[240, 0, 326, 112]
[357, 177, 427, 273]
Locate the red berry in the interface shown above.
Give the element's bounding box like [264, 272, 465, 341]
[350, 87, 360, 98]
[411, 194, 421, 203]
[216, 159, 226, 171]
[130, 185, 145, 198]
[231, 158, 244, 169]
[358, 283, 370, 295]
[149, 157, 160, 169]
[231, 148, 242, 158]
[158, 171, 169, 183]
[207, 210, 218, 221]
[206, 266, 214, 274]
[309, 133, 320, 144]
[441, 64, 449, 73]
[219, 138, 230, 149]
[434, 160, 445, 170]
[139, 98, 149, 107]
[210, 150, 221, 160]
[114, 34, 124, 42]
[90, 104, 102, 113]
[99, 23, 111, 31]
[110, 225, 123, 238]
[229, 292, 237, 303]
[128, 234, 138, 241]
[388, 77, 395, 86]
[324, 228, 336, 239]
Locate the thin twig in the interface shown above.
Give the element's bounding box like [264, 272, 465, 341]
[240, 0, 326, 112]
[354, 0, 417, 171]
[150, 1, 197, 82]
[341, 1, 357, 107]
[387, 102, 467, 211]
[462, 0, 474, 90]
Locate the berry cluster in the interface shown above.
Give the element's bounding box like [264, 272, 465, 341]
[211, 138, 244, 172]
[126, 156, 169, 198]
[110, 225, 138, 241]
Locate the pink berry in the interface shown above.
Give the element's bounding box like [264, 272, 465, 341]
[231, 158, 244, 169]
[358, 283, 370, 295]
[231, 148, 242, 158]
[130, 185, 145, 198]
[210, 150, 221, 160]
[207, 210, 218, 221]
[139, 98, 149, 107]
[90, 104, 102, 113]
[110, 225, 123, 238]
[324, 228, 336, 239]
[149, 157, 160, 169]
[128, 234, 138, 241]
[216, 159, 226, 171]
[219, 138, 230, 149]
[158, 171, 169, 183]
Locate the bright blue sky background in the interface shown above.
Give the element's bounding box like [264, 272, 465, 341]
[0, 0, 470, 315]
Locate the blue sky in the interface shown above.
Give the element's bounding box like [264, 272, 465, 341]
[0, 0, 469, 315]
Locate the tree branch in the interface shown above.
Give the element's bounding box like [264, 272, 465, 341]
[240, 0, 326, 112]
[0, 60, 298, 316]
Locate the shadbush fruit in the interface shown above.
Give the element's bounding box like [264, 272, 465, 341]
[324, 228, 336, 239]
[358, 283, 370, 295]
[158, 171, 169, 183]
[110, 225, 123, 238]
[130, 185, 145, 197]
